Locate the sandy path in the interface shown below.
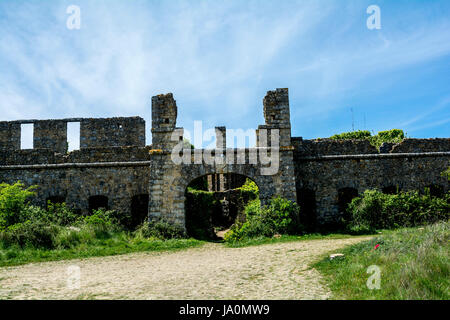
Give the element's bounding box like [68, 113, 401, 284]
[0, 237, 371, 300]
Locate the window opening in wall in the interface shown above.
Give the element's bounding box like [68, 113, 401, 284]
[67, 122, 80, 152]
[20, 123, 33, 149]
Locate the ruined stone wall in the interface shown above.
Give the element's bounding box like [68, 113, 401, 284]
[33, 120, 68, 154]
[0, 122, 21, 150]
[390, 138, 450, 153]
[293, 137, 450, 156]
[0, 89, 449, 232]
[151, 93, 178, 150]
[292, 137, 378, 156]
[0, 164, 150, 216]
[0, 146, 151, 165]
[293, 149, 450, 227]
[257, 88, 291, 147]
[148, 148, 297, 227]
[80, 117, 145, 148]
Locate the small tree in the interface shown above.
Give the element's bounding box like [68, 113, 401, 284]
[0, 182, 37, 230]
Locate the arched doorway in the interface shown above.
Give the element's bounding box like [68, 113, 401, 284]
[184, 173, 260, 240]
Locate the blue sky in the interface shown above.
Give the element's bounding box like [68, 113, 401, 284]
[0, 0, 449, 147]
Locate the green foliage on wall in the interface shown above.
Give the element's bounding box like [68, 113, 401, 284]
[329, 130, 372, 140]
[328, 129, 406, 149]
[236, 178, 259, 202]
[185, 189, 221, 240]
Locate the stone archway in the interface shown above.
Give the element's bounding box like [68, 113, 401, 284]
[184, 173, 260, 239]
[148, 151, 297, 230]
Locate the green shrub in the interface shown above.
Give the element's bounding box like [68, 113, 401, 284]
[83, 209, 113, 226]
[224, 196, 302, 242]
[368, 129, 405, 149]
[329, 130, 372, 140]
[348, 189, 450, 232]
[45, 201, 79, 226]
[0, 182, 37, 230]
[135, 219, 186, 240]
[237, 178, 259, 204]
[328, 129, 406, 149]
[0, 220, 60, 249]
[81, 209, 123, 238]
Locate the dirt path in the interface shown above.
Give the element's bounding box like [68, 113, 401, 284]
[0, 237, 372, 300]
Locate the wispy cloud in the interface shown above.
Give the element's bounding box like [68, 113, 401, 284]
[0, 0, 449, 143]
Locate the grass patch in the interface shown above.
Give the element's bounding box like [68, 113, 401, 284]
[313, 221, 449, 300]
[0, 232, 204, 267]
[224, 233, 370, 248]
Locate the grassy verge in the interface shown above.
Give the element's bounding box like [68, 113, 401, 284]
[224, 233, 372, 248]
[0, 232, 204, 267]
[313, 221, 449, 300]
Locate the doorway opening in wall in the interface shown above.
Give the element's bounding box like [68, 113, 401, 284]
[130, 194, 149, 229]
[184, 173, 259, 241]
[337, 187, 359, 229]
[297, 188, 317, 232]
[88, 195, 109, 213]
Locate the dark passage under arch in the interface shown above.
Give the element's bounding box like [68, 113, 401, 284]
[185, 173, 259, 240]
[89, 195, 109, 213]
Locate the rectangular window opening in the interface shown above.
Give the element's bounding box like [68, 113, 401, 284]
[67, 122, 80, 152]
[20, 123, 34, 150]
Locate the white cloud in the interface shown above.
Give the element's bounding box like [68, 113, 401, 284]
[0, 0, 449, 143]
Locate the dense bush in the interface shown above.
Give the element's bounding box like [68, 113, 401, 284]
[0, 182, 36, 230]
[135, 219, 186, 240]
[224, 196, 302, 242]
[369, 129, 405, 148]
[329, 130, 372, 140]
[44, 202, 79, 226]
[237, 178, 259, 202]
[348, 189, 450, 233]
[0, 220, 60, 249]
[329, 129, 406, 149]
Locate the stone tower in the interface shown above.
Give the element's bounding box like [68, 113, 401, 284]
[151, 93, 180, 150]
[256, 88, 292, 147]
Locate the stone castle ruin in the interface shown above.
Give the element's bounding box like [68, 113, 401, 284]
[0, 88, 449, 230]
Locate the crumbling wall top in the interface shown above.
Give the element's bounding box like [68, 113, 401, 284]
[151, 93, 177, 132]
[263, 88, 290, 128]
[80, 117, 145, 148]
